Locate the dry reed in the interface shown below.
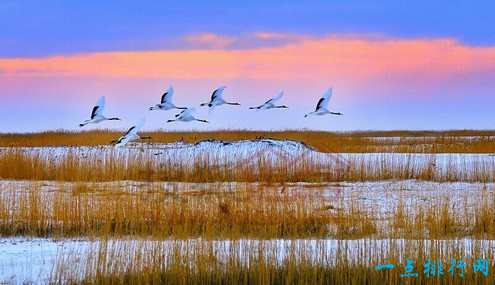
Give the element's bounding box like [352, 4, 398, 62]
[2, 129, 495, 153]
[2, 146, 495, 183]
[1, 181, 494, 240]
[50, 237, 494, 284]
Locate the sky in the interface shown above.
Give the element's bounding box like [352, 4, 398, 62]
[1, 1, 495, 133]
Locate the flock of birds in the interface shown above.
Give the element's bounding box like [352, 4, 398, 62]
[79, 86, 342, 147]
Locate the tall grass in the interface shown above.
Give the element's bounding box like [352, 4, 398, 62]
[2, 130, 495, 284]
[1, 146, 495, 182]
[2, 180, 493, 284]
[0, 182, 332, 239]
[0, 146, 344, 182]
[1, 181, 494, 240]
[50, 238, 494, 284]
[2, 129, 495, 153]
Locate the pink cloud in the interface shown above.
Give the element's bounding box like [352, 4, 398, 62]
[183, 33, 238, 49]
[251, 32, 311, 41]
[1, 34, 494, 94]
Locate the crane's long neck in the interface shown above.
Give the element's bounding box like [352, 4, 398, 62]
[108, 117, 121, 120]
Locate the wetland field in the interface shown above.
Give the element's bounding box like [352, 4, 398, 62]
[0, 130, 494, 284]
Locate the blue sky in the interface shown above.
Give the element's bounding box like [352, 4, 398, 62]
[1, 1, 495, 133]
[2, 1, 494, 57]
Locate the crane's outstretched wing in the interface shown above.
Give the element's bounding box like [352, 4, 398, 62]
[315, 87, 332, 110]
[161, 86, 174, 104]
[176, 107, 194, 117]
[263, 91, 284, 105]
[115, 118, 145, 146]
[183, 107, 195, 115]
[211, 86, 226, 101]
[91, 96, 105, 119]
[264, 91, 284, 105]
[124, 118, 145, 136]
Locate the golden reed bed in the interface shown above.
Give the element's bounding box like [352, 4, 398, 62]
[2, 129, 495, 153]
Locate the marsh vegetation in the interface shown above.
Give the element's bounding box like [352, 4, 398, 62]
[0, 130, 494, 284]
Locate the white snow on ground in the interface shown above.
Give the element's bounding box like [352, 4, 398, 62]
[0, 139, 345, 170]
[0, 237, 90, 284]
[1, 237, 493, 284]
[3, 138, 495, 180]
[0, 179, 494, 283]
[1, 139, 495, 283]
[1, 139, 321, 163]
[341, 152, 495, 180]
[1, 179, 492, 218]
[0, 179, 493, 232]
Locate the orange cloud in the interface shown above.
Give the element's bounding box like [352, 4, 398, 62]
[1, 35, 495, 91]
[251, 32, 311, 41]
[184, 33, 238, 49]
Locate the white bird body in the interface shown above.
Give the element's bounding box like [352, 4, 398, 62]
[249, 92, 288, 110]
[200, 86, 240, 108]
[304, 87, 343, 118]
[80, 96, 121, 127]
[167, 108, 209, 123]
[112, 118, 151, 147]
[149, 86, 187, 111]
